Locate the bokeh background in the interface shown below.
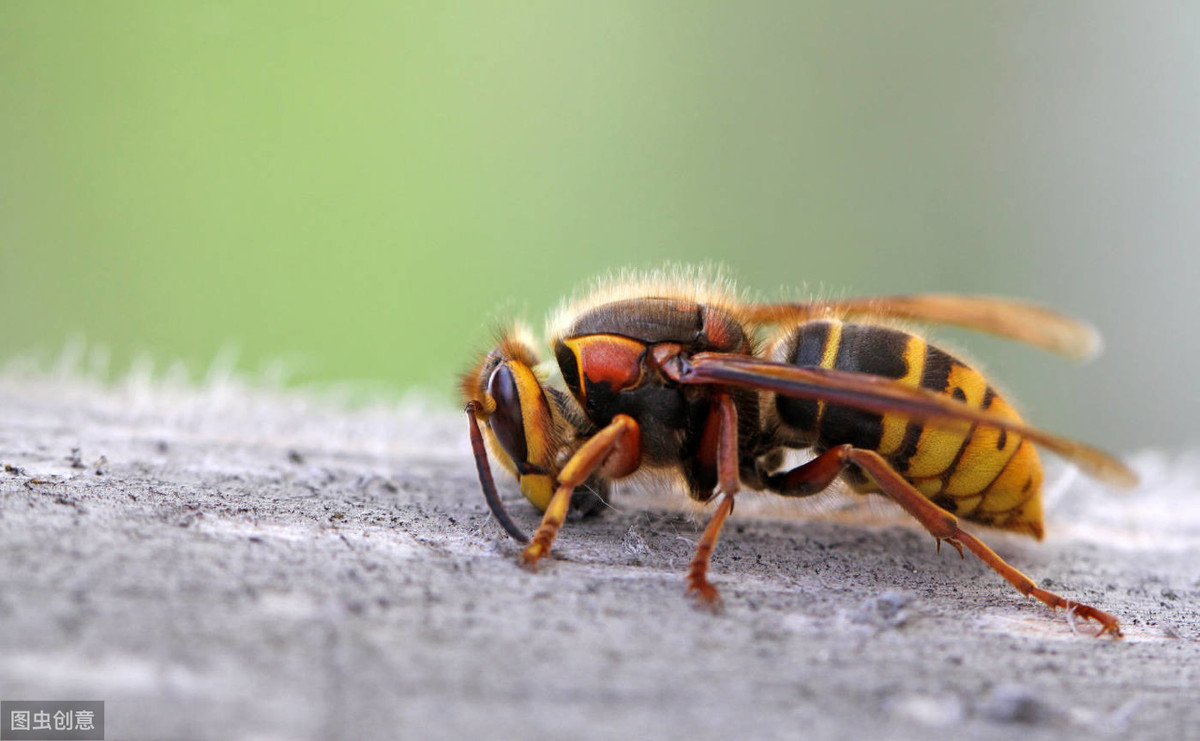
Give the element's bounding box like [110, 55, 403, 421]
[2, 2, 1197, 452]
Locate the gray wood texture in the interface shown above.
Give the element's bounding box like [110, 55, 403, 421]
[1, 375, 1196, 740]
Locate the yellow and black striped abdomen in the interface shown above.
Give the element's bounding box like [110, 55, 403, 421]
[772, 319, 1045, 539]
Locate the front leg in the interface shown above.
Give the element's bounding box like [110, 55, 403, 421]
[521, 414, 641, 567]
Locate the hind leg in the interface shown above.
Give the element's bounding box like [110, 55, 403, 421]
[766, 444, 1121, 637]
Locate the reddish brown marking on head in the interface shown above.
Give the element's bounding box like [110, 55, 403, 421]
[565, 335, 647, 402]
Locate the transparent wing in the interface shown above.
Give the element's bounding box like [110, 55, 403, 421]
[668, 352, 1136, 488]
[743, 294, 1102, 361]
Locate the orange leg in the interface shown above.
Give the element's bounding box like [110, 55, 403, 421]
[685, 493, 734, 608]
[685, 393, 740, 608]
[520, 414, 641, 568]
[773, 444, 1120, 637]
[764, 444, 853, 497]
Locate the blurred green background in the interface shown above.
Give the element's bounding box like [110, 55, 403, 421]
[2, 2, 1197, 451]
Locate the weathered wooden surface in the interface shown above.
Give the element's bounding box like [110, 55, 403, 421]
[1, 375, 1197, 741]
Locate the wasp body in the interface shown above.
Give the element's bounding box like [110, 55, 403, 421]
[461, 271, 1135, 636]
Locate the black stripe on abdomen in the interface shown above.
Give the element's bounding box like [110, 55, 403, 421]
[891, 343, 956, 472]
[818, 324, 912, 452]
[775, 320, 835, 433]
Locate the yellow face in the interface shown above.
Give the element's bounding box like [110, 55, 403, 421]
[461, 336, 562, 512]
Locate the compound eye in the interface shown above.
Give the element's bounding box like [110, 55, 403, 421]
[487, 364, 528, 465]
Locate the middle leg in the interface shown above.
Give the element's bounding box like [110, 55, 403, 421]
[685, 392, 741, 608]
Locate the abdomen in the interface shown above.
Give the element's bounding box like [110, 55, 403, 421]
[771, 319, 1045, 538]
